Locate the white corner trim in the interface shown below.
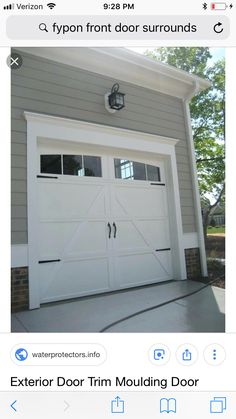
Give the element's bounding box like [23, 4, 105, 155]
[183, 100, 208, 276]
[183, 232, 199, 249]
[165, 152, 187, 280]
[11, 245, 28, 268]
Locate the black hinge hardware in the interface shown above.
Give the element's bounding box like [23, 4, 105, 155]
[38, 259, 61, 264]
[37, 175, 58, 179]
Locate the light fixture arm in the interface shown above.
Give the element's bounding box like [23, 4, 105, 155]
[111, 83, 120, 94]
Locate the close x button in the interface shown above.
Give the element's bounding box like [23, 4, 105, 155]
[7, 52, 23, 69]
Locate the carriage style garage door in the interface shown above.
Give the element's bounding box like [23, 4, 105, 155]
[36, 145, 173, 304]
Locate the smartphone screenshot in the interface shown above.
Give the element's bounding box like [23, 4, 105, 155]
[0, 0, 235, 417]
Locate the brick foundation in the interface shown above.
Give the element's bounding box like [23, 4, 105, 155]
[11, 267, 29, 312]
[184, 248, 202, 280]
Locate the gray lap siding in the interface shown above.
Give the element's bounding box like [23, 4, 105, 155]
[11, 49, 196, 245]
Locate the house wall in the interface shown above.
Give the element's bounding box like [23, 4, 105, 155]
[11, 49, 197, 246]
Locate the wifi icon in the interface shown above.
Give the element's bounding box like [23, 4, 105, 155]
[47, 2, 56, 9]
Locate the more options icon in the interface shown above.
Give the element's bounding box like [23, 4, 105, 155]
[204, 344, 226, 366]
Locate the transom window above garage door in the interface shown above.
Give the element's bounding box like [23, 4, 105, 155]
[40, 154, 102, 177]
[114, 158, 161, 182]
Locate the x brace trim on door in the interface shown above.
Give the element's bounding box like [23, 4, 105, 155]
[38, 183, 107, 299]
[113, 191, 171, 276]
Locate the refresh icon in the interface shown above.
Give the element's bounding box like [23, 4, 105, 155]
[213, 22, 224, 34]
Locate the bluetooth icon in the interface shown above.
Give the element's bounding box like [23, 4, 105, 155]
[203, 2, 208, 9]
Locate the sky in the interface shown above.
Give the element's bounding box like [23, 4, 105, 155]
[209, 47, 225, 63]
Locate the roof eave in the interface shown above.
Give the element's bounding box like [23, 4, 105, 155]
[16, 46, 211, 100]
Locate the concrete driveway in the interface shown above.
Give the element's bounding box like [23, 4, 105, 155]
[11, 280, 225, 333]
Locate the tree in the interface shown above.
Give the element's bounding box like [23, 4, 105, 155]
[145, 48, 225, 239]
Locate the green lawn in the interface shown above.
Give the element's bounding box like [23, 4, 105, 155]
[207, 226, 225, 235]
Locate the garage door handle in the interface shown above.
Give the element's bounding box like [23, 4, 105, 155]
[113, 222, 117, 238]
[107, 222, 112, 239]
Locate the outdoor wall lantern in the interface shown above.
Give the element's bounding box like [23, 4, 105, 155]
[105, 83, 125, 113]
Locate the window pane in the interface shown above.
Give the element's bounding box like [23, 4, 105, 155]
[147, 164, 161, 182]
[41, 155, 62, 174]
[114, 159, 161, 182]
[114, 159, 134, 179]
[84, 156, 102, 177]
[133, 162, 146, 180]
[114, 159, 147, 180]
[63, 155, 82, 176]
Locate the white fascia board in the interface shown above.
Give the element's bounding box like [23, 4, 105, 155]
[16, 47, 210, 100]
[100, 48, 211, 91]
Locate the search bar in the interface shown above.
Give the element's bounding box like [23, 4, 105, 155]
[6, 15, 230, 40]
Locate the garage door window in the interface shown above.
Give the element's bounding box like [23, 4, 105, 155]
[40, 155, 62, 174]
[146, 164, 161, 182]
[83, 156, 102, 177]
[114, 159, 161, 182]
[63, 155, 82, 175]
[40, 154, 102, 177]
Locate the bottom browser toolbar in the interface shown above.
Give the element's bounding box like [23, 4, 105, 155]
[0, 391, 234, 418]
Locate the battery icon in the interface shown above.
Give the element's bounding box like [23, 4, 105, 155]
[211, 2, 227, 9]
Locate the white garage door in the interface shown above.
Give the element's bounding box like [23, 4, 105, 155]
[36, 149, 173, 304]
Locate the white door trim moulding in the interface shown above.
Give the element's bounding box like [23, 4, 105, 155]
[24, 112, 187, 309]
